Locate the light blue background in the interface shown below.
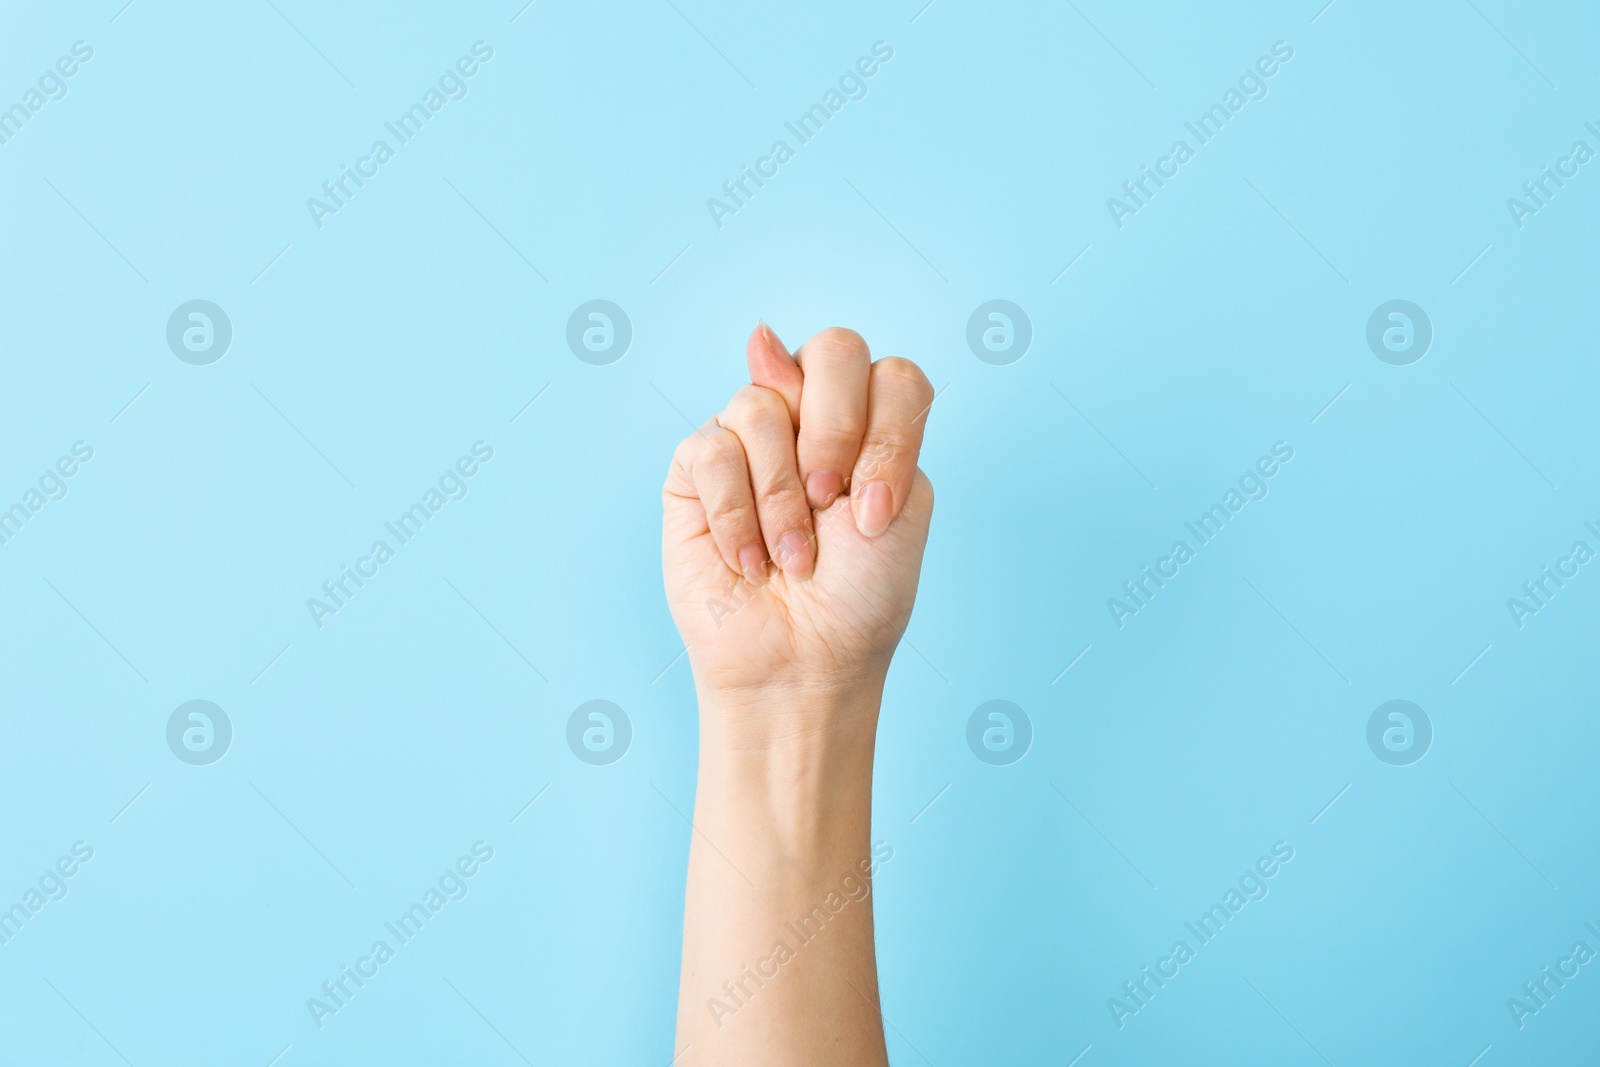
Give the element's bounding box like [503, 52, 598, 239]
[2, 1, 1597, 1064]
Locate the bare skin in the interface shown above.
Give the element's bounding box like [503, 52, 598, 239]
[664, 323, 935, 1066]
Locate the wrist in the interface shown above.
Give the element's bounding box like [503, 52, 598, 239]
[694, 683, 882, 865]
[696, 676, 884, 750]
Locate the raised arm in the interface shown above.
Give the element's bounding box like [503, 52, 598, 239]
[662, 323, 935, 1066]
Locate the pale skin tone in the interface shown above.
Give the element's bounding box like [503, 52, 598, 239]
[663, 323, 935, 1066]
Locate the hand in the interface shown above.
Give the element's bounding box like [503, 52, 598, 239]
[662, 324, 936, 714]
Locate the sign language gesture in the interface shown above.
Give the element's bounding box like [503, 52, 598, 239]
[662, 324, 936, 706]
[663, 323, 936, 1065]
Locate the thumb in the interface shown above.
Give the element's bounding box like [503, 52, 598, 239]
[745, 321, 803, 428]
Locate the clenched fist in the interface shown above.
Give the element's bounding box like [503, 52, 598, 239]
[662, 324, 936, 710]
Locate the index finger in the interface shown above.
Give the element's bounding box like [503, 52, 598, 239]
[745, 322, 802, 428]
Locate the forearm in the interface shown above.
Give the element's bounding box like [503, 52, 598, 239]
[675, 686, 889, 1066]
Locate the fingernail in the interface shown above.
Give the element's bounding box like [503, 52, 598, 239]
[738, 542, 768, 584]
[805, 470, 843, 509]
[855, 482, 894, 537]
[755, 320, 786, 360]
[775, 529, 814, 577]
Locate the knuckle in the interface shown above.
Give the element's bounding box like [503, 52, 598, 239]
[694, 429, 746, 477]
[815, 325, 867, 351]
[876, 356, 928, 390]
[721, 384, 787, 429]
[802, 420, 865, 459]
[803, 326, 871, 369]
[855, 439, 900, 479]
[671, 435, 702, 470]
[704, 424, 742, 449]
[873, 355, 932, 397]
[669, 438, 705, 486]
[757, 480, 808, 517]
[705, 496, 756, 532]
[870, 425, 920, 454]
